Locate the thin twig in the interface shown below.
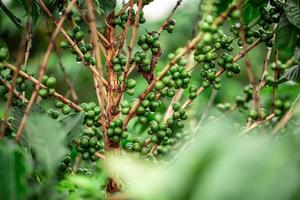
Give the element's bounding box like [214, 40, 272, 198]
[2, 63, 81, 111]
[272, 49, 279, 112]
[15, 0, 77, 142]
[272, 93, 300, 134]
[243, 113, 275, 134]
[73, 3, 109, 48]
[181, 38, 262, 109]
[0, 77, 27, 102]
[118, 0, 143, 105]
[158, 0, 183, 34]
[1, 24, 28, 137]
[54, 45, 80, 103]
[86, 0, 108, 149]
[39, 0, 108, 87]
[122, 4, 237, 129]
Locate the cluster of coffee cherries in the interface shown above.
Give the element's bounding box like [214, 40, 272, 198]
[60, 16, 96, 65]
[125, 137, 151, 154]
[113, 10, 146, 29]
[57, 154, 91, 178]
[120, 99, 132, 115]
[148, 120, 172, 145]
[248, 108, 268, 121]
[235, 84, 253, 112]
[54, 100, 72, 115]
[135, 92, 162, 124]
[217, 102, 232, 112]
[229, 24, 260, 45]
[14, 66, 31, 94]
[57, 155, 72, 178]
[38, 75, 57, 99]
[265, 61, 287, 84]
[163, 18, 176, 33]
[218, 53, 240, 78]
[76, 128, 104, 161]
[273, 98, 291, 117]
[134, 51, 151, 72]
[112, 54, 127, 72]
[137, 33, 161, 53]
[155, 131, 188, 158]
[47, 108, 60, 119]
[168, 102, 188, 128]
[80, 102, 101, 127]
[0, 65, 26, 107]
[126, 79, 137, 96]
[258, 0, 284, 30]
[0, 46, 9, 61]
[155, 58, 191, 97]
[107, 118, 128, 144]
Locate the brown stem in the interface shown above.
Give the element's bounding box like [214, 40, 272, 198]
[118, 0, 134, 52]
[73, 3, 109, 49]
[86, 0, 109, 149]
[117, 0, 143, 105]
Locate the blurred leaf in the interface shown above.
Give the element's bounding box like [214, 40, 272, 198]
[24, 113, 68, 175]
[246, 0, 268, 6]
[11, 104, 44, 149]
[275, 15, 299, 57]
[295, 45, 300, 62]
[284, 0, 300, 29]
[215, 0, 234, 15]
[0, 1, 23, 31]
[60, 175, 106, 199]
[0, 139, 32, 200]
[59, 112, 85, 143]
[96, 0, 116, 15]
[281, 65, 300, 84]
[16, 0, 40, 25]
[32, 0, 40, 25]
[106, 119, 300, 200]
[57, 179, 76, 192]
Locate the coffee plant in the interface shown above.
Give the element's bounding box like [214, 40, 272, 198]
[0, 0, 300, 199]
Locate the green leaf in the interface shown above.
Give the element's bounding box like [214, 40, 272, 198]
[0, 139, 32, 200]
[32, 0, 40, 25]
[16, 0, 40, 25]
[295, 45, 300, 62]
[284, 0, 300, 29]
[106, 119, 300, 200]
[11, 104, 43, 133]
[24, 113, 68, 175]
[0, 1, 23, 31]
[215, 0, 234, 15]
[247, 0, 268, 6]
[96, 0, 116, 15]
[280, 65, 300, 84]
[275, 15, 299, 57]
[59, 112, 85, 143]
[242, 3, 260, 24]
